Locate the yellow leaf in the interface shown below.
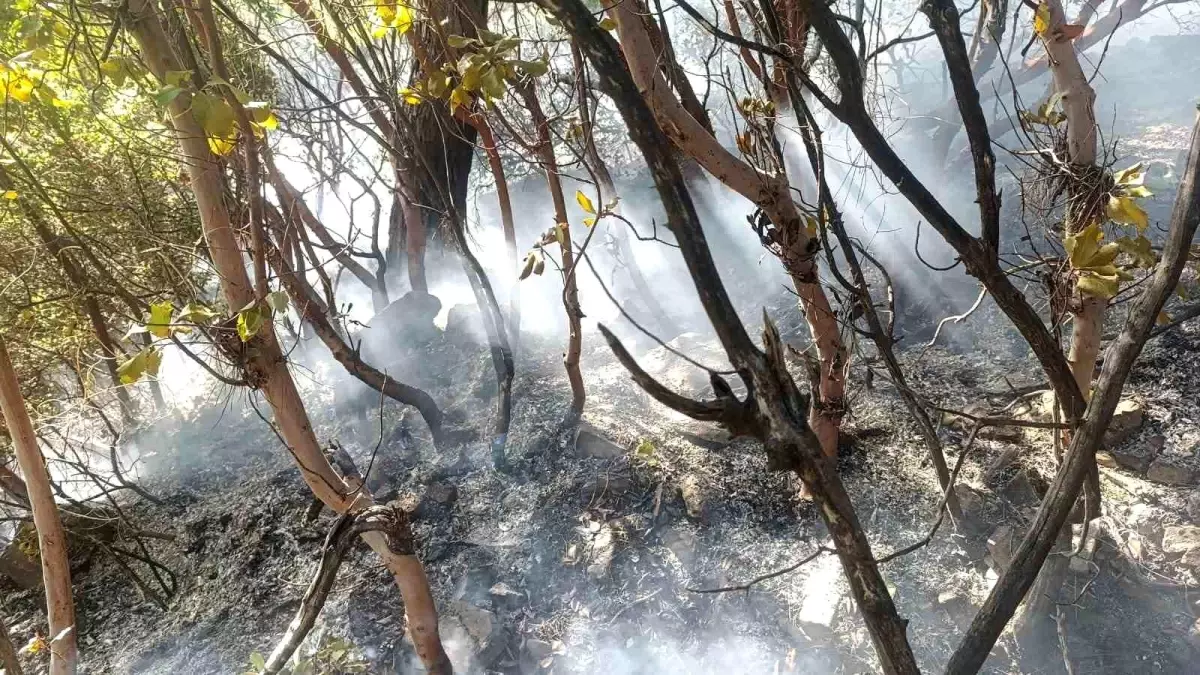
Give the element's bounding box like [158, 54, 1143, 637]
[1113, 162, 1146, 186]
[599, 17, 617, 30]
[1034, 1, 1051, 36]
[375, 0, 397, 24]
[448, 86, 471, 111]
[583, 217, 596, 227]
[1106, 195, 1149, 232]
[400, 87, 422, 105]
[575, 190, 596, 214]
[147, 301, 174, 338]
[394, 4, 413, 34]
[2, 190, 16, 200]
[5, 75, 34, 103]
[1064, 223, 1103, 269]
[372, 24, 389, 39]
[1076, 272, 1118, 300]
[207, 135, 237, 156]
[1157, 310, 1172, 326]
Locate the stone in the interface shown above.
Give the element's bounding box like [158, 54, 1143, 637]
[1186, 491, 1200, 524]
[359, 291, 443, 360]
[579, 475, 634, 503]
[451, 601, 496, 645]
[445, 303, 489, 345]
[679, 474, 708, 520]
[1000, 470, 1040, 506]
[0, 535, 40, 590]
[661, 526, 696, 568]
[426, 482, 458, 505]
[987, 525, 1016, 573]
[575, 423, 626, 460]
[1103, 399, 1145, 448]
[1128, 503, 1166, 545]
[1096, 451, 1118, 469]
[796, 552, 843, 632]
[1147, 456, 1196, 486]
[1163, 525, 1200, 554]
[587, 524, 615, 580]
[1110, 442, 1159, 474]
[524, 639, 553, 660]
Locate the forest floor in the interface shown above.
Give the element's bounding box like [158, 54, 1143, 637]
[5, 37, 1200, 674]
[6, 280, 1200, 675]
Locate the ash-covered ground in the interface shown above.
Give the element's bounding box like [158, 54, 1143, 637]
[6, 272, 1200, 675]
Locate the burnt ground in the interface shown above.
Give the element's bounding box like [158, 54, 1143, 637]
[5, 41, 1200, 673]
[6, 276, 1200, 675]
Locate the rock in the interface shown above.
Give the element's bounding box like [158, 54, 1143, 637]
[359, 291, 443, 360]
[1111, 441, 1159, 473]
[1096, 451, 1118, 469]
[679, 475, 708, 520]
[1103, 399, 1145, 448]
[524, 638, 553, 660]
[575, 423, 626, 460]
[661, 526, 696, 568]
[1188, 618, 1200, 652]
[453, 602, 496, 645]
[679, 426, 733, 450]
[587, 524, 615, 580]
[489, 582, 524, 602]
[1000, 470, 1040, 506]
[1163, 525, 1200, 554]
[445, 303, 489, 344]
[1128, 504, 1166, 545]
[796, 551, 844, 632]
[426, 482, 458, 505]
[579, 474, 634, 503]
[0, 532, 40, 590]
[1147, 456, 1196, 486]
[987, 525, 1016, 573]
[1187, 491, 1200, 524]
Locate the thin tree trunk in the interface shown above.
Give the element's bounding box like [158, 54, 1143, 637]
[519, 84, 586, 424]
[0, 338, 77, 675]
[0, 613, 24, 675]
[605, 0, 847, 457]
[123, 3, 450, 670]
[472, 117, 521, 351]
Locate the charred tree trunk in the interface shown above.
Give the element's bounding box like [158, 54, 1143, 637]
[543, 2, 920, 670]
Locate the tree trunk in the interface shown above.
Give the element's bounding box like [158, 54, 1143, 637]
[605, 0, 847, 457]
[0, 613, 24, 675]
[0, 338, 77, 675]
[520, 84, 586, 424]
[123, 3, 450, 670]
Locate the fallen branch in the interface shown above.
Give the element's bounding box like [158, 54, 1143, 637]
[263, 505, 414, 673]
[687, 547, 833, 593]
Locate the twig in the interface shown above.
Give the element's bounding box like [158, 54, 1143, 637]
[687, 547, 833, 593]
[877, 423, 981, 563]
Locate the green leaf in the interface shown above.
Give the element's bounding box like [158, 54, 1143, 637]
[190, 91, 236, 139]
[480, 68, 506, 100]
[575, 190, 596, 214]
[447, 34, 474, 48]
[165, 70, 192, 87]
[516, 60, 549, 78]
[266, 290, 289, 313]
[176, 302, 218, 324]
[518, 252, 536, 280]
[554, 222, 567, 248]
[237, 304, 265, 342]
[154, 85, 184, 107]
[147, 301, 174, 338]
[635, 439, 655, 456]
[117, 347, 161, 385]
[599, 17, 617, 30]
[100, 58, 126, 87]
[249, 652, 266, 670]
